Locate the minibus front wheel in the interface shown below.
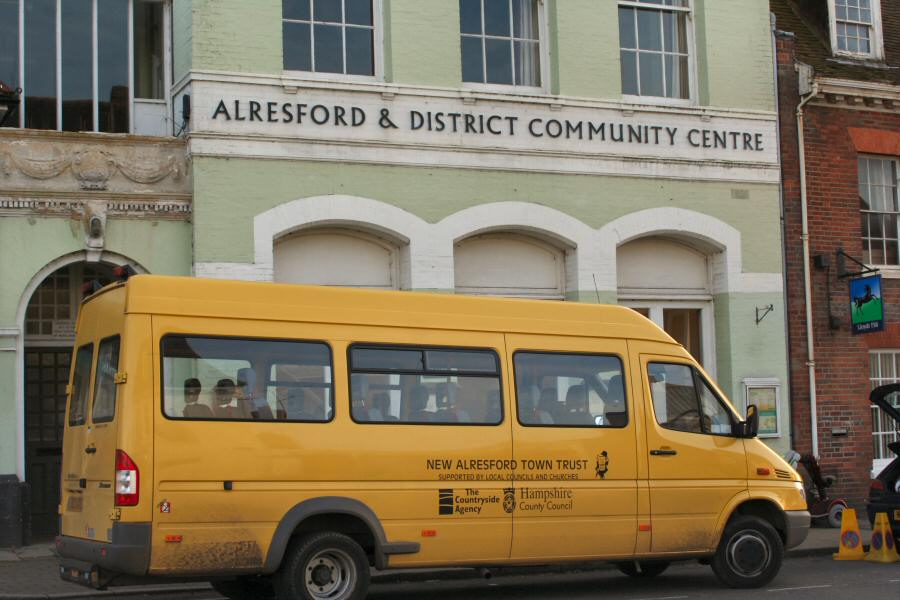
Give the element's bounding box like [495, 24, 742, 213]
[275, 532, 370, 600]
[711, 515, 783, 589]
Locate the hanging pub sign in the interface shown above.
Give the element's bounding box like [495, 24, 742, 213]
[849, 275, 884, 334]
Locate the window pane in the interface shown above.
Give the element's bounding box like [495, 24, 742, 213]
[638, 52, 664, 97]
[461, 35, 484, 82]
[460, 0, 482, 34]
[352, 348, 424, 371]
[698, 379, 734, 435]
[284, 0, 310, 20]
[91, 337, 120, 423]
[425, 350, 498, 374]
[346, 0, 372, 26]
[636, 8, 662, 51]
[513, 40, 539, 86]
[485, 38, 512, 84]
[162, 336, 333, 421]
[0, 0, 19, 117]
[345, 26, 373, 75]
[284, 21, 312, 70]
[61, 0, 93, 132]
[350, 372, 502, 424]
[314, 23, 343, 73]
[68, 344, 94, 427]
[98, 0, 129, 133]
[313, 0, 342, 23]
[621, 50, 638, 94]
[25, 0, 57, 130]
[484, 0, 510, 37]
[619, 7, 636, 49]
[512, 0, 538, 40]
[665, 54, 689, 99]
[134, 0, 165, 100]
[514, 352, 628, 428]
[648, 362, 701, 433]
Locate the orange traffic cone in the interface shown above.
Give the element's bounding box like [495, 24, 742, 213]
[833, 507, 866, 560]
[865, 512, 899, 564]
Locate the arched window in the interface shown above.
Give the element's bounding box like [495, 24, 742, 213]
[273, 228, 401, 289]
[454, 232, 565, 299]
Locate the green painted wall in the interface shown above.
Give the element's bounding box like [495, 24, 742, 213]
[190, 0, 281, 75]
[173, 0, 193, 83]
[697, 0, 776, 112]
[554, 0, 620, 99]
[715, 291, 791, 454]
[0, 353, 14, 476]
[389, 0, 459, 87]
[191, 157, 782, 274]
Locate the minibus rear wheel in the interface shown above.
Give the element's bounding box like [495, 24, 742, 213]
[615, 561, 670, 578]
[711, 515, 783, 589]
[274, 531, 370, 600]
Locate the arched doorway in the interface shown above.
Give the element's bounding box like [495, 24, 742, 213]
[454, 233, 567, 299]
[23, 262, 116, 538]
[617, 236, 718, 374]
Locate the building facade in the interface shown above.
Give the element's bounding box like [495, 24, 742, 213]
[0, 0, 191, 545]
[772, 0, 900, 505]
[1, 0, 791, 545]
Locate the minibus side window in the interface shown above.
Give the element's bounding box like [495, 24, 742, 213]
[161, 335, 333, 422]
[91, 336, 121, 423]
[647, 362, 702, 434]
[513, 352, 628, 428]
[68, 344, 94, 427]
[348, 345, 503, 425]
[695, 375, 736, 436]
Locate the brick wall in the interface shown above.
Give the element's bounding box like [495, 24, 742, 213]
[778, 32, 900, 505]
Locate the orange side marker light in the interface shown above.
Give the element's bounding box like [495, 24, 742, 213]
[638, 524, 651, 532]
[756, 467, 771, 476]
[421, 530, 437, 538]
[165, 534, 183, 543]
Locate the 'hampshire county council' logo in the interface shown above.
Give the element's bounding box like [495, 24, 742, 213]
[503, 488, 516, 514]
[595, 451, 609, 479]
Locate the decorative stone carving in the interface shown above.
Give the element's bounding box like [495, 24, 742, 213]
[6, 141, 71, 179]
[71, 149, 117, 190]
[117, 153, 182, 184]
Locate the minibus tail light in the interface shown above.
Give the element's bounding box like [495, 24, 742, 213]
[115, 450, 139, 506]
[869, 479, 885, 496]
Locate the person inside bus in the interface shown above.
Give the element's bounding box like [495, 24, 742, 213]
[182, 378, 213, 418]
[236, 367, 273, 420]
[435, 382, 471, 423]
[212, 378, 238, 419]
[407, 384, 432, 423]
[372, 393, 397, 422]
[563, 384, 594, 426]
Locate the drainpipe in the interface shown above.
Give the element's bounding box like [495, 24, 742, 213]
[797, 80, 820, 457]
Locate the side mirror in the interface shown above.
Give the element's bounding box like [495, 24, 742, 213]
[741, 404, 759, 438]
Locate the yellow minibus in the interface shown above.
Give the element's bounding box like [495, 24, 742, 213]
[56, 274, 809, 599]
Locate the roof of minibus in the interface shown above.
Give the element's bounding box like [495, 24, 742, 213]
[117, 275, 677, 344]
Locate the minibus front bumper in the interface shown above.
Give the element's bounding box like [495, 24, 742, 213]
[56, 523, 150, 588]
[784, 510, 811, 549]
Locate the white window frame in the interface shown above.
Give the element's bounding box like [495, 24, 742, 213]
[281, 0, 384, 84]
[827, 0, 885, 60]
[859, 154, 900, 268]
[619, 300, 716, 379]
[868, 349, 900, 475]
[14, 0, 171, 134]
[741, 377, 781, 438]
[617, 0, 697, 107]
[459, 0, 550, 96]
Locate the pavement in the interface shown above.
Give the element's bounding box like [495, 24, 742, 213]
[0, 523, 876, 600]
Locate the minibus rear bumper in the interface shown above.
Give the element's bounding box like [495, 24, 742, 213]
[784, 510, 811, 549]
[56, 523, 150, 588]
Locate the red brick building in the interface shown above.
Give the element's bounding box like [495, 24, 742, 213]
[772, 0, 900, 505]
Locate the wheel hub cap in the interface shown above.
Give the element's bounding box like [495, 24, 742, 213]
[304, 549, 355, 599]
[727, 531, 770, 578]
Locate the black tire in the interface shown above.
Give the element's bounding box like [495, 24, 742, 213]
[274, 532, 370, 600]
[615, 560, 670, 578]
[210, 575, 275, 600]
[711, 515, 783, 589]
[827, 504, 845, 529]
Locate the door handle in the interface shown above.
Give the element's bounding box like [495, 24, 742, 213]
[650, 449, 678, 456]
[84, 447, 97, 454]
